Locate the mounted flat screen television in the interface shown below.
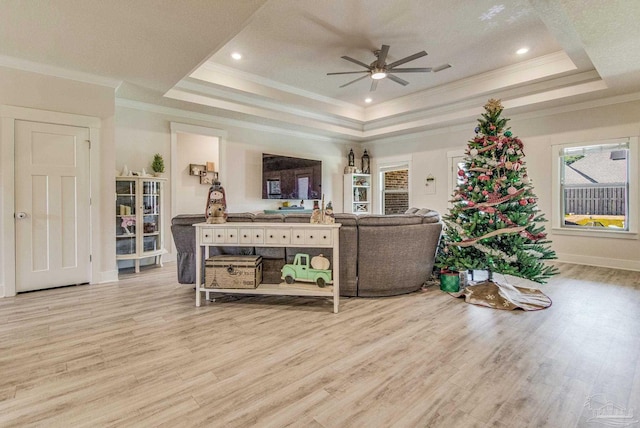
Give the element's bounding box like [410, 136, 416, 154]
[262, 153, 322, 200]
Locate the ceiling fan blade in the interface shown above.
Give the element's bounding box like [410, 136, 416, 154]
[327, 71, 370, 75]
[433, 64, 452, 72]
[370, 79, 378, 92]
[376, 44, 390, 69]
[339, 74, 369, 88]
[388, 67, 433, 73]
[387, 74, 409, 86]
[341, 56, 371, 69]
[387, 51, 427, 69]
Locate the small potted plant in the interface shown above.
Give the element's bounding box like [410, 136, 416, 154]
[151, 153, 165, 177]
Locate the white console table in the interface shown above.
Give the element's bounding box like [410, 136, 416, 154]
[194, 222, 341, 313]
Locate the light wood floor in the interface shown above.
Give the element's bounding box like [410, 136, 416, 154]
[0, 263, 638, 427]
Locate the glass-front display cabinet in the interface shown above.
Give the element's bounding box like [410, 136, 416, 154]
[116, 176, 167, 272]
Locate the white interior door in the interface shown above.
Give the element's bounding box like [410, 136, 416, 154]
[15, 120, 91, 292]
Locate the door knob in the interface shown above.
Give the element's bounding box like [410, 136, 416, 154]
[16, 212, 28, 219]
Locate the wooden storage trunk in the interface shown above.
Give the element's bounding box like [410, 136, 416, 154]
[205, 255, 263, 289]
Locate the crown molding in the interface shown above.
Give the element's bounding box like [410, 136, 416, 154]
[164, 88, 363, 138]
[365, 90, 640, 145]
[364, 51, 578, 121]
[197, 61, 361, 110]
[173, 79, 362, 129]
[0, 54, 122, 89]
[364, 71, 604, 132]
[115, 98, 353, 143]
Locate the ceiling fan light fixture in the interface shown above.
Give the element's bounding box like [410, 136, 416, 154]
[371, 68, 387, 80]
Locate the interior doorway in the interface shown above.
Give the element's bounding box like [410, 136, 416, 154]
[380, 164, 410, 215]
[169, 123, 226, 256]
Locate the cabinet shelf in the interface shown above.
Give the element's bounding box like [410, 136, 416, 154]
[205, 282, 334, 297]
[344, 173, 371, 215]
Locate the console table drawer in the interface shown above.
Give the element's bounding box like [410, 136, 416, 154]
[291, 228, 332, 245]
[306, 229, 332, 246]
[201, 229, 215, 244]
[202, 227, 238, 244]
[224, 228, 238, 244]
[265, 228, 291, 244]
[239, 228, 264, 244]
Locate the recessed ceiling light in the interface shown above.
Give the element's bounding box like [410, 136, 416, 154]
[365, 98, 372, 103]
[516, 47, 529, 55]
[231, 52, 242, 60]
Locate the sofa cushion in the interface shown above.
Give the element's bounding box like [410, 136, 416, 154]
[357, 221, 442, 296]
[171, 214, 205, 226]
[357, 215, 424, 226]
[227, 212, 255, 222]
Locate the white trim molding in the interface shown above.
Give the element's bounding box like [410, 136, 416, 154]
[556, 253, 640, 272]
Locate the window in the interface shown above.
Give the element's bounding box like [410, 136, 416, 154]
[552, 137, 638, 236]
[380, 164, 409, 214]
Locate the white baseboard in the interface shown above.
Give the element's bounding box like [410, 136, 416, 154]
[556, 253, 640, 271]
[97, 269, 119, 284]
[0, 283, 4, 298]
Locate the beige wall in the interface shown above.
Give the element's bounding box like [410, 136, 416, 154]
[115, 106, 349, 262]
[221, 127, 345, 213]
[368, 100, 640, 271]
[175, 132, 219, 215]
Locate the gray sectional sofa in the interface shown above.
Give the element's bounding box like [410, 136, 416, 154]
[170, 209, 442, 297]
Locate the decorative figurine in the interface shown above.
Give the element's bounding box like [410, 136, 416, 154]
[361, 149, 370, 174]
[281, 253, 332, 287]
[205, 180, 227, 224]
[323, 201, 335, 224]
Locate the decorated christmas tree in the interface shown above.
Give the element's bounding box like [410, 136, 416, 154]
[436, 99, 558, 284]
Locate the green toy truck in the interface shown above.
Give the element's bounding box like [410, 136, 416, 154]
[281, 253, 332, 287]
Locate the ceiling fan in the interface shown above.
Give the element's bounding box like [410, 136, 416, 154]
[327, 44, 451, 91]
